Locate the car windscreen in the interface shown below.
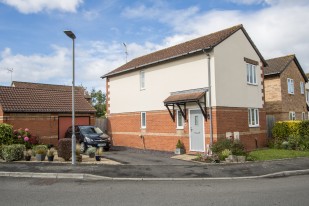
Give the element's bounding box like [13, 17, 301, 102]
[80, 127, 103, 135]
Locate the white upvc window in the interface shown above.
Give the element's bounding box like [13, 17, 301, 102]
[300, 82, 304, 94]
[141, 112, 146, 128]
[306, 90, 309, 103]
[140, 70, 145, 90]
[176, 110, 184, 129]
[302, 112, 305, 120]
[246, 63, 257, 85]
[289, 111, 296, 120]
[248, 108, 259, 127]
[287, 78, 294, 94]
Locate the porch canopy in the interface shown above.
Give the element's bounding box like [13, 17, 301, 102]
[163, 88, 208, 121]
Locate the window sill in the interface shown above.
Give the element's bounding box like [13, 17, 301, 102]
[176, 127, 184, 130]
[247, 82, 258, 86]
[249, 125, 259, 128]
[140, 88, 145, 91]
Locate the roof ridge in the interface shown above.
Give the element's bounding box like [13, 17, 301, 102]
[103, 24, 246, 78]
[131, 24, 243, 62]
[266, 54, 295, 61]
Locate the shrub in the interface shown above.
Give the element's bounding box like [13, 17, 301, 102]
[176, 139, 184, 149]
[231, 140, 246, 156]
[0, 144, 3, 159]
[220, 149, 231, 160]
[0, 123, 13, 145]
[58, 139, 72, 161]
[211, 138, 233, 154]
[13, 128, 38, 149]
[2, 144, 25, 162]
[32, 145, 48, 155]
[211, 138, 246, 156]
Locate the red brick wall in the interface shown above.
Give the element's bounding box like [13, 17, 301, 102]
[107, 107, 267, 152]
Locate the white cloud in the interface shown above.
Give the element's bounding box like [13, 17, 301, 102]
[123, 1, 309, 70]
[0, 0, 83, 14]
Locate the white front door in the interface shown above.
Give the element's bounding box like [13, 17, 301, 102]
[189, 110, 205, 152]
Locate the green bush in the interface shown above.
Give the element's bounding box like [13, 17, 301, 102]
[220, 149, 231, 160]
[0, 144, 3, 159]
[299, 121, 309, 137]
[211, 138, 233, 154]
[58, 139, 72, 161]
[32, 145, 48, 156]
[2, 144, 25, 162]
[0, 123, 13, 145]
[211, 138, 246, 156]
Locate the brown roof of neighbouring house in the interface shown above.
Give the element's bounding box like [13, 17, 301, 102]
[265, 54, 308, 81]
[12, 81, 91, 99]
[0, 86, 96, 113]
[102, 24, 266, 78]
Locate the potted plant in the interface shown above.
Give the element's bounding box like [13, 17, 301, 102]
[95, 147, 103, 161]
[175, 139, 185, 155]
[24, 149, 32, 161]
[47, 148, 56, 162]
[76, 144, 82, 162]
[86, 147, 96, 158]
[35, 148, 47, 161]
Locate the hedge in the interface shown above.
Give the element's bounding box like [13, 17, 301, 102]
[0, 123, 14, 145]
[272, 121, 309, 140]
[2, 144, 25, 162]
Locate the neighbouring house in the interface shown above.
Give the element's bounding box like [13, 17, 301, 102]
[264, 54, 308, 125]
[0, 82, 96, 145]
[102, 24, 268, 152]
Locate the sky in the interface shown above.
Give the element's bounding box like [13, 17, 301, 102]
[0, 0, 308, 92]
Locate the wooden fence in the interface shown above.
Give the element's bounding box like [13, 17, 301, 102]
[266, 115, 275, 138]
[95, 117, 107, 132]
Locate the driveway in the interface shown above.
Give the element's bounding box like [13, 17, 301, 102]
[104, 146, 198, 165]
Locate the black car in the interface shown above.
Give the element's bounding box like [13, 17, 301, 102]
[65, 125, 111, 153]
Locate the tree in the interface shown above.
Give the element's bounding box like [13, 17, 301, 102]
[91, 88, 106, 117]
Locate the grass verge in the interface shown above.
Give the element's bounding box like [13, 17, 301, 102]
[248, 149, 309, 161]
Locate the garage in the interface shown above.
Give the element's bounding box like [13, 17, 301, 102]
[58, 116, 91, 139]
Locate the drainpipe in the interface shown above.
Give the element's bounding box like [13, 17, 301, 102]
[203, 50, 213, 153]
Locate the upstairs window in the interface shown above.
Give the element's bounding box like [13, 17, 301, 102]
[140, 70, 145, 90]
[246, 63, 257, 85]
[248, 108, 259, 127]
[306, 90, 309, 102]
[300, 82, 304, 94]
[176, 110, 184, 129]
[287, 78, 294, 94]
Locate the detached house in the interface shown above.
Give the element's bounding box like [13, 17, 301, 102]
[0, 82, 96, 145]
[102, 24, 267, 152]
[264, 55, 308, 122]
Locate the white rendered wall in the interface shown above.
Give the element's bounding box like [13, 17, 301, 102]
[213, 29, 264, 108]
[108, 54, 215, 113]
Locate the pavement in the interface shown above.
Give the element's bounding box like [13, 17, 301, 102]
[1, 147, 309, 180]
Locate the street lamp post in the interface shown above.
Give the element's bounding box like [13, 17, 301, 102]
[64, 30, 76, 165]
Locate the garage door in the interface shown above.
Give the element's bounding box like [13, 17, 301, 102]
[58, 117, 90, 139]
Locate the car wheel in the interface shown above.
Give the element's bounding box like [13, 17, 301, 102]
[80, 142, 86, 153]
[104, 147, 110, 151]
